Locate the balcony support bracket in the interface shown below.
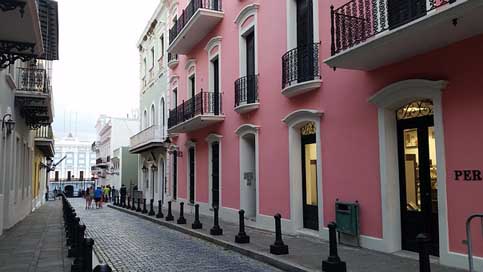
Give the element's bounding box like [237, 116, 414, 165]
[0, 0, 26, 17]
[0, 40, 36, 68]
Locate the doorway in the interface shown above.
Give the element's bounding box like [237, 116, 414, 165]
[300, 122, 319, 230]
[240, 133, 257, 219]
[397, 100, 439, 255]
[211, 142, 220, 208]
[188, 147, 195, 204]
[172, 151, 177, 200]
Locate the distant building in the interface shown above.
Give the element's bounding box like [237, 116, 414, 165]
[52, 133, 96, 182]
[112, 147, 138, 195]
[92, 114, 139, 188]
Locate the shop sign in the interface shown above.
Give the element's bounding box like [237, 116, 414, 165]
[454, 170, 482, 181]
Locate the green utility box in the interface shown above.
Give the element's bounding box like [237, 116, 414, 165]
[335, 201, 360, 246]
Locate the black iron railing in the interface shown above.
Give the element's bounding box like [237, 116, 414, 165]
[17, 67, 50, 93]
[168, 53, 178, 63]
[330, 0, 453, 56]
[168, 91, 223, 128]
[235, 75, 258, 107]
[282, 42, 321, 89]
[169, 0, 222, 45]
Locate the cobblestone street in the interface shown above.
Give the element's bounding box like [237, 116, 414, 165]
[69, 198, 280, 272]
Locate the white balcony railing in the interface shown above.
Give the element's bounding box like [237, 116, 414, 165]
[129, 125, 166, 153]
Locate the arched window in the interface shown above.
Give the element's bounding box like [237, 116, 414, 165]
[143, 110, 148, 129]
[150, 104, 156, 126]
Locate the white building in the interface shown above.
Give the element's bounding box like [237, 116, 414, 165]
[0, 0, 59, 236]
[52, 133, 96, 181]
[92, 114, 139, 189]
[129, 1, 170, 205]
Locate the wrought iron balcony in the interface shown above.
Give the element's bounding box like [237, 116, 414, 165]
[281, 42, 322, 97]
[129, 125, 167, 153]
[167, 53, 179, 69]
[168, 91, 224, 133]
[325, 0, 483, 70]
[168, 0, 223, 54]
[15, 66, 53, 128]
[234, 75, 259, 113]
[34, 125, 54, 157]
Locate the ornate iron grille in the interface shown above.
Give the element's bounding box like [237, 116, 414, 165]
[396, 100, 433, 120]
[169, 0, 223, 45]
[168, 53, 178, 63]
[282, 42, 321, 89]
[330, 0, 452, 56]
[234, 75, 258, 107]
[168, 91, 223, 129]
[17, 67, 49, 93]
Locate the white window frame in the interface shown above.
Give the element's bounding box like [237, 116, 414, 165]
[235, 4, 259, 78]
[185, 59, 197, 99]
[285, 0, 320, 50]
[205, 36, 222, 95]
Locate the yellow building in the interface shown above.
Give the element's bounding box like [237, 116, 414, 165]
[33, 126, 55, 209]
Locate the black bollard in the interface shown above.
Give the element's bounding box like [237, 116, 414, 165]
[125, 196, 130, 209]
[142, 198, 148, 214]
[165, 201, 174, 221]
[177, 202, 187, 224]
[83, 238, 94, 272]
[148, 199, 155, 216]
[93, 263, 113, 272]
[156, 200, 164, 218]
[235, 209, 250, 243]
[192, 204, 202, 229]
[269, 213, 289, 255]
[417, 233, 431, 272]
[136, 198, 141, 212]
[131, 197, 136, 211]
[322, 222, 346, 272]
[210, 206, 223, 235]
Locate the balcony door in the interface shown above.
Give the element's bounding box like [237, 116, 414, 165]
[212, 58, 220, 115]
[397, 100, 439, 256]
[296, 0, 314, 83]
[388, 0, 426, 29]
[245, 31, 256, 104]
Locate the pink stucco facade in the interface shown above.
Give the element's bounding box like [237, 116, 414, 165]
[164, 0, 483, 269]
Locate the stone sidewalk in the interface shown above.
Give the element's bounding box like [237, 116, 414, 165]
[110, 202, 465, 272]
[0, 200, 72, 272]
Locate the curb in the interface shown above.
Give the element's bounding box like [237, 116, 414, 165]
[108, 204, 314, 272]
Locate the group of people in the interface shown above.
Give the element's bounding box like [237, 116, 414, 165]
[84, 185, 114, 209]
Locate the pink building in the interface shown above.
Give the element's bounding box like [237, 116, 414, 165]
[163, 0, 483, 269]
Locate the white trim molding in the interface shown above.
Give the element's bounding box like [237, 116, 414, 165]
[204, 36, 222, 52]
[234, 4, 260, 25]
[282, 109, 324, 233]
[367, 79, 470, 269]
[235, 124, 260, 136]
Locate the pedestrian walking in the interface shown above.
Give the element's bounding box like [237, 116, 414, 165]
[89, 186, 95, 208]
[120, 184, 127, 206]
[94, 187, 103, 209]
[104, 185, 110, 203]
[85, 187, 90, 209]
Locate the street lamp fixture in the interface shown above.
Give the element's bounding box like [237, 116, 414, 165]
[1, 113, 15, 136]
